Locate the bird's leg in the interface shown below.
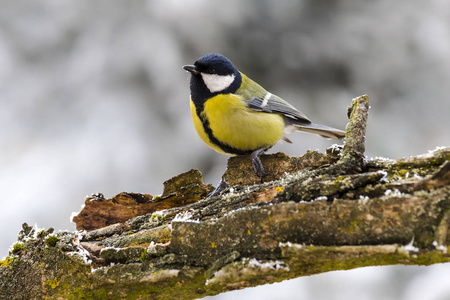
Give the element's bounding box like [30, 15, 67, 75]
[207, 178, 230, 198]
[250, 148, 267, 179]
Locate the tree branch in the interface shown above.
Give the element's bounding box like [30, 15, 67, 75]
[1, 95, 449, 300]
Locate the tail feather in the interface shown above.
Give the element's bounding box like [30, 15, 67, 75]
[285, 123, 346, 140]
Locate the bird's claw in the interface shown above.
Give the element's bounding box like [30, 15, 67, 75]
[251, 148, 267, 180]
[207, 179, 230, 198]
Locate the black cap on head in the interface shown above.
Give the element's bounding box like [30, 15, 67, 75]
[183, 53, 242, 103]
[193, 53, 237, 76]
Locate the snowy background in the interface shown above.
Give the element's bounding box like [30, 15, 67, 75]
[1, 1, 450, 299]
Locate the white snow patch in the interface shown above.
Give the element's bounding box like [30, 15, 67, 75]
[152, 210, 165, 217]
[373, 156, 395, 162]
[279, 242, 304, 250]
[70, 204, 85, 223]
[384, 189, 402, 197]
[173, 211, 200, 223]
[247, 258, 290, 272]
[99, 246, 121, 254]
[149, 210, 167, 222]
[91, 262, 116, 273]
[359, 195, 370, 204]
[432, 241, 448, 253]
[91, 266, 102, 273]
[315, 196, 328, 201]
[173, 210, 193, 222]
[206, 257, 290, 286]
[377, 170, 389, 183]
[401, 237, 419, 253]
[428, 146, 446, 153]
[75, 230, 86, 241]
[279, 241, 293, 247]
[413, 173, 422, 180]
[185, 219, 200, 223]
[68, 246, 92, 264]
[329, 144, 343, 156]
[32, 223, 43, 239]
[222, 206, 258, 218]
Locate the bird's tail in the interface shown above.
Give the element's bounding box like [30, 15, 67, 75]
[284, 122, 346, 140]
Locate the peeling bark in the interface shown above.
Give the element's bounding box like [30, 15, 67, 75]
[1, 95, 449, 300]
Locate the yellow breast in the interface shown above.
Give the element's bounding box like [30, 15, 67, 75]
[190, 94, 285, 155]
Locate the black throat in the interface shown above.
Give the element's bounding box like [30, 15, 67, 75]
[189, 72, 242, 111]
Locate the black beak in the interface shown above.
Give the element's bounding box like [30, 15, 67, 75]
[183, 64, 199, 75]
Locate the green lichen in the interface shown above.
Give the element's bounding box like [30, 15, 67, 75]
[11, 242, 24, 255]
[151, 213, 165, 222]
[0, 256, 15, 268]
[38, 227, 55, 240]
[45, 235, 59, 247]
[37, 230, 47, 239]
[390, 163, 436, 179]
[140, 249, 149, 261]
[17, 223, 34, 242]
[45, 278, 60, 289]
[398, 169, 408, 177]
[346, 220, 359, 233]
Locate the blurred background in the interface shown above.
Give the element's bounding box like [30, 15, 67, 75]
[1, 0, 449, 299]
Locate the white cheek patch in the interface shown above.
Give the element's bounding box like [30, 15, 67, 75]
[201, 73, 235, 93]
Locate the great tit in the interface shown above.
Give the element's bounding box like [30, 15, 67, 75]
[183, 53, 345, 178]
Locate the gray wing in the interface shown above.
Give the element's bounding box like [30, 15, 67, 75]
[235, 72, 311, 123]
[247, 93, 312, 124]
[240, 86, 345, 140]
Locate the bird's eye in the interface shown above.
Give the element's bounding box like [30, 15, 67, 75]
[207, 68, 215, 74]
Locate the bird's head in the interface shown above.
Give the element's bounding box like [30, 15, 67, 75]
[183, 53, 241, 94]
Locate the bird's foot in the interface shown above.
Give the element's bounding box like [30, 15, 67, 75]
[207, 179, 230, 198]
[251, 148, 267, 180]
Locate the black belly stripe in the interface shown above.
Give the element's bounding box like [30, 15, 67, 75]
[195, 105, 254, 156]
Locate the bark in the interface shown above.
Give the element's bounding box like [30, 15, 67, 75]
[1, 95, 449, 300]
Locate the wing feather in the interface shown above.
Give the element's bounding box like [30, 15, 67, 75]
[236, 73, 311, 123]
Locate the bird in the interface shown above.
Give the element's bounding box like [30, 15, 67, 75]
[183, 53, 345, 179]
